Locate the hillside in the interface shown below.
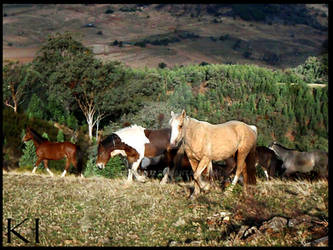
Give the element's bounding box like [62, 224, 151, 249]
[3, 4, 328, 69]
[2, 172, 328, 246]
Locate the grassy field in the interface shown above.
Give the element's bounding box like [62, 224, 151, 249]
[2, 171, 328, 246]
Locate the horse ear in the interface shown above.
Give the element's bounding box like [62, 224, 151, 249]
[181, 109, 186, 118]
[171, 111, 174, 117]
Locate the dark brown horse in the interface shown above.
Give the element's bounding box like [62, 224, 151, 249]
[255, 146, 284, 180]
[22, 127, 82, 177]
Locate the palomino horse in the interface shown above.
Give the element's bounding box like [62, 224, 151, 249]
[22, 127, 82, 177]
[169, 110, 257, 198]
[255, 146, 283, 180]
[269, 142, 328, 179]
[96, 126, 178, 183]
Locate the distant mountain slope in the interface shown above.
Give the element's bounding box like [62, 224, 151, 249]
[3, 4, 328, 69]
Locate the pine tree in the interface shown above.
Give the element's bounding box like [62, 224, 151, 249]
[19, 140, 38, 168]
[57, 130, 65, 142]
[27, 93, 45, 119]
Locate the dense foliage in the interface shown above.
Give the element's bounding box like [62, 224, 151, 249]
[3, 32, 328, 177]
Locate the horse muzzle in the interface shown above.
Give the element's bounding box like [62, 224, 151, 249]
[96, 163, 105, 170]
[169, 139, 182, 149]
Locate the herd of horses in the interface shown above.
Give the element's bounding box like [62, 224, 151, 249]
[22, 110, 328, 199]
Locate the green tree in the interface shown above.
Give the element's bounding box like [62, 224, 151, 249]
[26, 93, 45, 119]
[33, 32, 123, 141]
[57, 130, 65, 142]
[3, 61, 40, 113]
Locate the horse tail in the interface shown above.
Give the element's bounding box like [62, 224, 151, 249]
[244, 145, 257, 185]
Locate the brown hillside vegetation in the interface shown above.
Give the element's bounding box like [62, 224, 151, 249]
[3, 4, 327, 69]
[3, 172, 328, 247]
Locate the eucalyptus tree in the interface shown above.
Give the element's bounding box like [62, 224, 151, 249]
[33, 32, 124, 141]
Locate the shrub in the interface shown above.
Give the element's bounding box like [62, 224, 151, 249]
[105, 8, 114, 14]
[158, 62, 167, 69]
[83, 144, 127, 179]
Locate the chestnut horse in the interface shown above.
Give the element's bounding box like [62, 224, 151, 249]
[22, 127, 82, 177]
[169, 110, 257, 199]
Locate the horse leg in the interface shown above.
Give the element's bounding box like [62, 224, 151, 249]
[187, 157, 198, 198]
[32, 158, 43, 174]
[282, 167, 292, 179]
[127, 168, 134, 183]
[71, 155, 83, 178]
[230, 151, 248, 190]
[168, 163, 176, 183]
[61, 157, 70, 177]
[43, 160, 54, 177]
[160, 167, 170, 184]
[161, 150, 175, 184]
[263, 158, 271, 180]
[201, 161, 213, 191]
[131, 159, 146, 182]
[268, 160, 276, 180]
[192, 157, 210, 198]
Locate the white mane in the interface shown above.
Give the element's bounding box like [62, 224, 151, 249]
[114, 125, 150, 156]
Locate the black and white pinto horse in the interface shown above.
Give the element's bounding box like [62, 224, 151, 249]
[269, 142, 328, 179]
[96, 125, 177, 183]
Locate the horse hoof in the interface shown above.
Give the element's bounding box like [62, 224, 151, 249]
[202, 183, 211, 191]
[125, 180, 133, 185]
[160, 179, 168, 185]
[224, 186, 234, 195]
[137, 176, 147, 183]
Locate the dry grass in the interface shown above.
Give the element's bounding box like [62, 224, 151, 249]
[2, 171, 328, 246]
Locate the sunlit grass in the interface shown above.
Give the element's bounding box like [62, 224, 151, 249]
[2, 172, 328, 246]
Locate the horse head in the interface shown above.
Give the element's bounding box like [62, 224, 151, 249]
[96, 133, 129, 170]
[22, 127, 33, 142]
[268, 141, 278, 150]
[169, 110, 186, 148]
[96, 134, 116, 169]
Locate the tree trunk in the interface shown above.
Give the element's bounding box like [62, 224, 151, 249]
[86, 114, 94, 141]
[95, 119, 100, 142]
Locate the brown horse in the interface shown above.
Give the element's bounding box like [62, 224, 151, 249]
[22, 127, 82, 177]
[169, 110, 257, 198]
[255, 146, 284, 180]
